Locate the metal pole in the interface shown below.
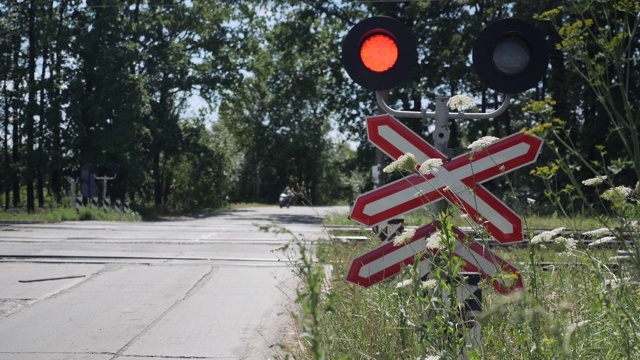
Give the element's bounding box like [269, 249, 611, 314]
[434, 97, 451, 158]
[70, 179, 75, 209]
[374, 91, 389, 189]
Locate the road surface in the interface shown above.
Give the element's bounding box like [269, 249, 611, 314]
[0, 205, 349, 360]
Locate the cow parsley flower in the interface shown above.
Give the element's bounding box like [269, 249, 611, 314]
[418, 158, 443, 175]
[555, 236, 577, 255]
[393, 228, 416, 247]
[396, 279, 412, 289]
[383, 152, 418, 173]
[467, 136, 499, 151]
[530, 227, 565, 244]
[447, 94, 476, 112]
[426, 231, 444, 250]
[582, 175, 607, 186]
[601, 185, 632, 201]
[582, 227, 611, 239]
[421, 279, 437, 290]
[566, 320, 590, 340]
[588, 236, 616, 247]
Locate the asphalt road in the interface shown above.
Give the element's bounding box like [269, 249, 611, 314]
[0, 205, 349, 360]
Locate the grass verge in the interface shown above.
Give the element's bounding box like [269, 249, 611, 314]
[281, 212, 640, 359]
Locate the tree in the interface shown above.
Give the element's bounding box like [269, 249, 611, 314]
[167, 117, 240, 210]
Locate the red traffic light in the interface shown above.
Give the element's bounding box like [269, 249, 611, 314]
[473, 19, 549, 94]
[360, 34, 399, 72]
[342, 17, 417, 91]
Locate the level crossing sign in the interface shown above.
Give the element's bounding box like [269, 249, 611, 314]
[345, 222, 523, 294]
[346, 114, 542, 294]
[350, 114, 543, 244]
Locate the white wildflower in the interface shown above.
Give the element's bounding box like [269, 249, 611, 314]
[530, 235, 546, 245]
[447, 94, 476, 112]
[582, 227, 611, 238]
[527, 198, 536, 204]
[396, 279, 412, 289]
[467, 136, 499, 151]
[426, 231, 444, 250]
[555, 236, 577, 255]
[418, 158, 443, 175]
[383, 152, 418, 173]
[383, 164, 396, 173]
[588, 236, 616, 247]
[601, 277, 622, 291]
[530, 227, 565, 244]
[393, 228, 416, 247]
[566, 320, 589, 340]
[601, 185, 632, 201]
[582, 175, 607, 186]
[421, 279, 437, 290]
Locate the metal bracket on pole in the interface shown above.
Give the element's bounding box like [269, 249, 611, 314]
[375, 91, 511, 159]
[375, 91, 511, 120]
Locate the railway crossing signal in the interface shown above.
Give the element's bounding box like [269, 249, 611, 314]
[350, 114, 542, 244]
[341, 17, 549, 295]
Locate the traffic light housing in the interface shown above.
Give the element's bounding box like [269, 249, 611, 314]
[473, 19, 549, 94]
[342, 16, 417, 91]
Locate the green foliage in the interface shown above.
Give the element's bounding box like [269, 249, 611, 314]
[0, 0, 637, 216]
[0, 206, 142, 222]
[285, 217, 640, 358]
[535, 0, 640, 185]
[0, 0, 243, 212]
[165, 118, 240, 211]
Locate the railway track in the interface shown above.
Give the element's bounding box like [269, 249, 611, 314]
[325, 225, 639, 247]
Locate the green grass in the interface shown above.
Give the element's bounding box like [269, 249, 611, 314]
[324, 208, 601, 231]
[281, 234, 639, 359]
[0, 206, 142, 222]
[0, 201, 281, 222]
[282, 210, 640, 359]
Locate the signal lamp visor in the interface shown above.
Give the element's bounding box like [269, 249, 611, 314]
[360, 34, 399, 73]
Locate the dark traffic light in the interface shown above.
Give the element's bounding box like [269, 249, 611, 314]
[342, 16, 417, 91]
[473, 18, 549, 94]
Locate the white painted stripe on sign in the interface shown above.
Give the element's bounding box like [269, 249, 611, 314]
[358, 238, 427, 278]
[379, 126, 434, 163]
[454, 243, 499, 280]
[362, 142, 531, 228]
[452, 189, 514, 233]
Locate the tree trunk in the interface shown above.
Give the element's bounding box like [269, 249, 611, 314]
[2, 78, 9, 210]
[25, 0, 36, 212]
[11, 7, 21, 209]
[153, 148, 162, 206]
[37, 6, 50, 208]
